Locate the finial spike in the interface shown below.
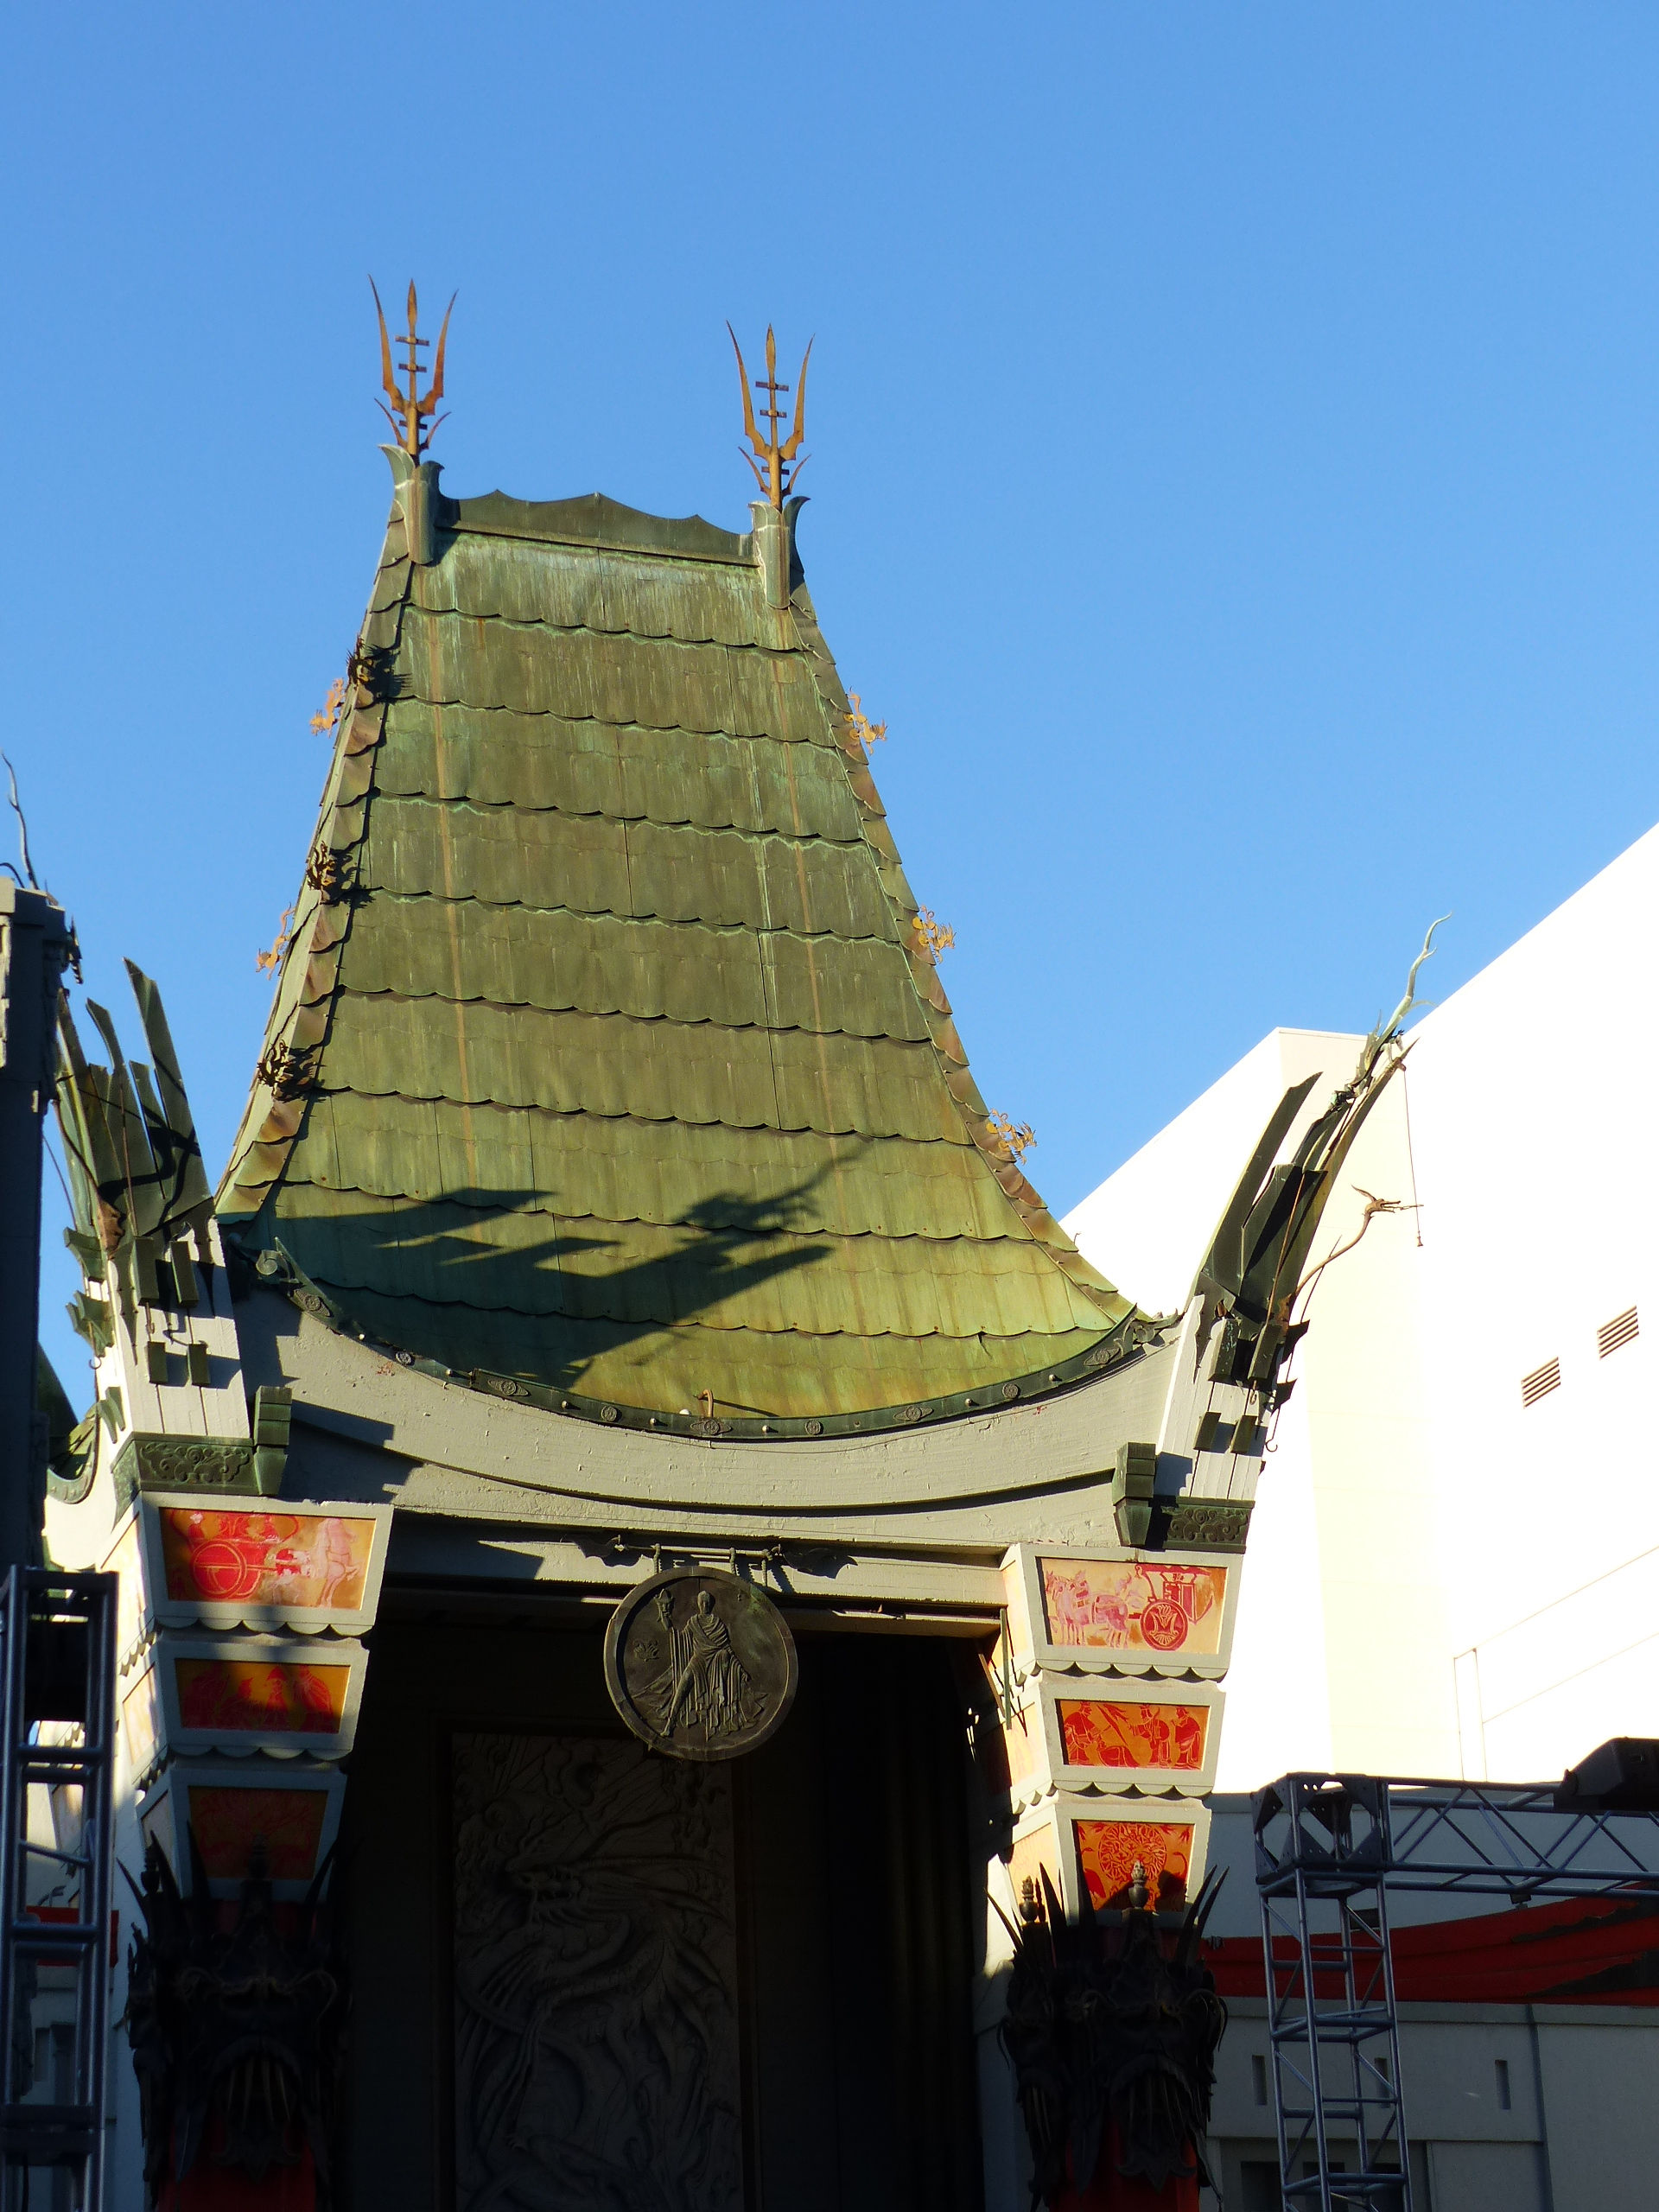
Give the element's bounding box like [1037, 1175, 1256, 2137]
[370, 277, 455, 459]
[728, 321, 813, 507]
[431, 293, 455, 406]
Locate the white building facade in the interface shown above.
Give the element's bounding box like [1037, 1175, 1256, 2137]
[1067, 821, 1659, 1796]
[1066, 824, 1659, 2209]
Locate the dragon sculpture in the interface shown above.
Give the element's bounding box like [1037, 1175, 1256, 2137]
[1000, 1862, 1228, 2209]
[124, 1834, 346, 2209]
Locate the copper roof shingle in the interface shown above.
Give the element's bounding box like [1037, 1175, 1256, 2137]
[219, 460, 1141, 1423]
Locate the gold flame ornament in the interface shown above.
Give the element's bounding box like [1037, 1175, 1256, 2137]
[845, 694, 887, 753]
[986, 1111, 1035, 1162]
[309, 677, 347, 738]
[372, 278, 455, 458]
[911, 908, 956, 964]
[254, 905, 296, 977]
[728, 323, 812, 506]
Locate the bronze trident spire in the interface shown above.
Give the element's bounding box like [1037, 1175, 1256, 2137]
[728, 323, 812, 506]
[372, 278, 455, 458]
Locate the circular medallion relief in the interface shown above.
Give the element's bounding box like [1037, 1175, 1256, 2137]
[602, 1567, 798, 1762]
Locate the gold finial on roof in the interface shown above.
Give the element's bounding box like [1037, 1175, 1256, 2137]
[986, 1111, 1035, 1162]
[728, 322, 812, 506]
[254, 904, 296, 976]
[845, 694, 887, 753]
[911, 907, 956, 963]
[372, 277, 455, 457]
[309, 677, 346, 738]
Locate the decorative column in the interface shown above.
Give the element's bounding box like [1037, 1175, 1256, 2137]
[996, 1514, 1236, 1921]
[48, 967, 395, 2208]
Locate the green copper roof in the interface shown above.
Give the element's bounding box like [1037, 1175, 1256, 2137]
[219, 459, 1140, 1424]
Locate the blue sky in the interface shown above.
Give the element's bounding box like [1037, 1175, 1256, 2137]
[7, 4, 1658, 1403]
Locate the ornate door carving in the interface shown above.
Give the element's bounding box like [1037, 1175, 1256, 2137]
[452, 1733, 742, 2210]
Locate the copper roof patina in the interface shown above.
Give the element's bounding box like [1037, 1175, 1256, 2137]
[219, 454, 1147, 1433]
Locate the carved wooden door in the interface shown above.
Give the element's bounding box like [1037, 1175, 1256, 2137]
[452, 1733, 743, 2211]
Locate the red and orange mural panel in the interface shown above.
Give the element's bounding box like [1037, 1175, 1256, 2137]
[174, 1658, 350, 1735]
[1058, 1699, 1208, 1772]
[1075, 1818, 1193, 1911]
[159, 1509, 374, 1611]
[185, 1785, 328, 1885]
[1039, 1559, 1226, 1656]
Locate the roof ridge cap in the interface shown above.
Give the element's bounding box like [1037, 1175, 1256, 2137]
[449, 486, 753, 564]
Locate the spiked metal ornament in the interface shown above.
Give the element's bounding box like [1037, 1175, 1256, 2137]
[728, 322, 812, 506]
[999, 1863, 1229, 2206]
[372, 277, 454, 457]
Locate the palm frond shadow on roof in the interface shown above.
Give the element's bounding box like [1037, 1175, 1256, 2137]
[273, 1180, 836, 1408]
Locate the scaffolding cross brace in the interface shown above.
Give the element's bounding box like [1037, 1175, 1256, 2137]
[0, 1567, 118, 2212]
[1253, 1770, 1659, 2212]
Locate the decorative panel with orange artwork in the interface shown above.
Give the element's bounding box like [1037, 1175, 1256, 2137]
[1038, 1558, 1228, 1660]
[1006, 1683, 1223, 1809]
[138, 1763, 344, 1898]
[188, 1784, 329, 1885]
[1058, 1698, 1209, 1773]
[1075, 1816, 1194, 1912]
[176, 1658, 348, 1733]
[138, 1497, 390, 1633]
[1007, 1797, 1211, 1923]
[150, 1636, 367, 1759]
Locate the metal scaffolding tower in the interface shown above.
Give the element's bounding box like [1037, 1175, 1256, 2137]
[1, 828, 112, 2208]
[1253, 1770, 1659, 2212]
[0, 1568, 116, 2212]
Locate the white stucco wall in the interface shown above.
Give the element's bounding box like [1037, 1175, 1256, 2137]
[1408, 823, 1659, 1784]
[1066, 820, 1659, 1793]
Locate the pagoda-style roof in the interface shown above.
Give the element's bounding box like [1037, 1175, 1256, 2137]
[219, 454, 1143, 1432]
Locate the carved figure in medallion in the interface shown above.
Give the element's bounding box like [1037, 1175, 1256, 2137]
[604, 1568, 798, 1762]
[651, 1588, 751, 1736]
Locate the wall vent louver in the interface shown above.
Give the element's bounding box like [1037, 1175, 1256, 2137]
[1598, 1306, 1640, 1358]
[1521, 1357, 1561, 1408]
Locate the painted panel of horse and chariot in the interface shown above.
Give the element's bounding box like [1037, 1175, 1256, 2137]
[1039, 1559, 1227, 1656]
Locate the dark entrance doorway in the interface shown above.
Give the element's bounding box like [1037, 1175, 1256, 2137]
[340, 1598, 986, 2212]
